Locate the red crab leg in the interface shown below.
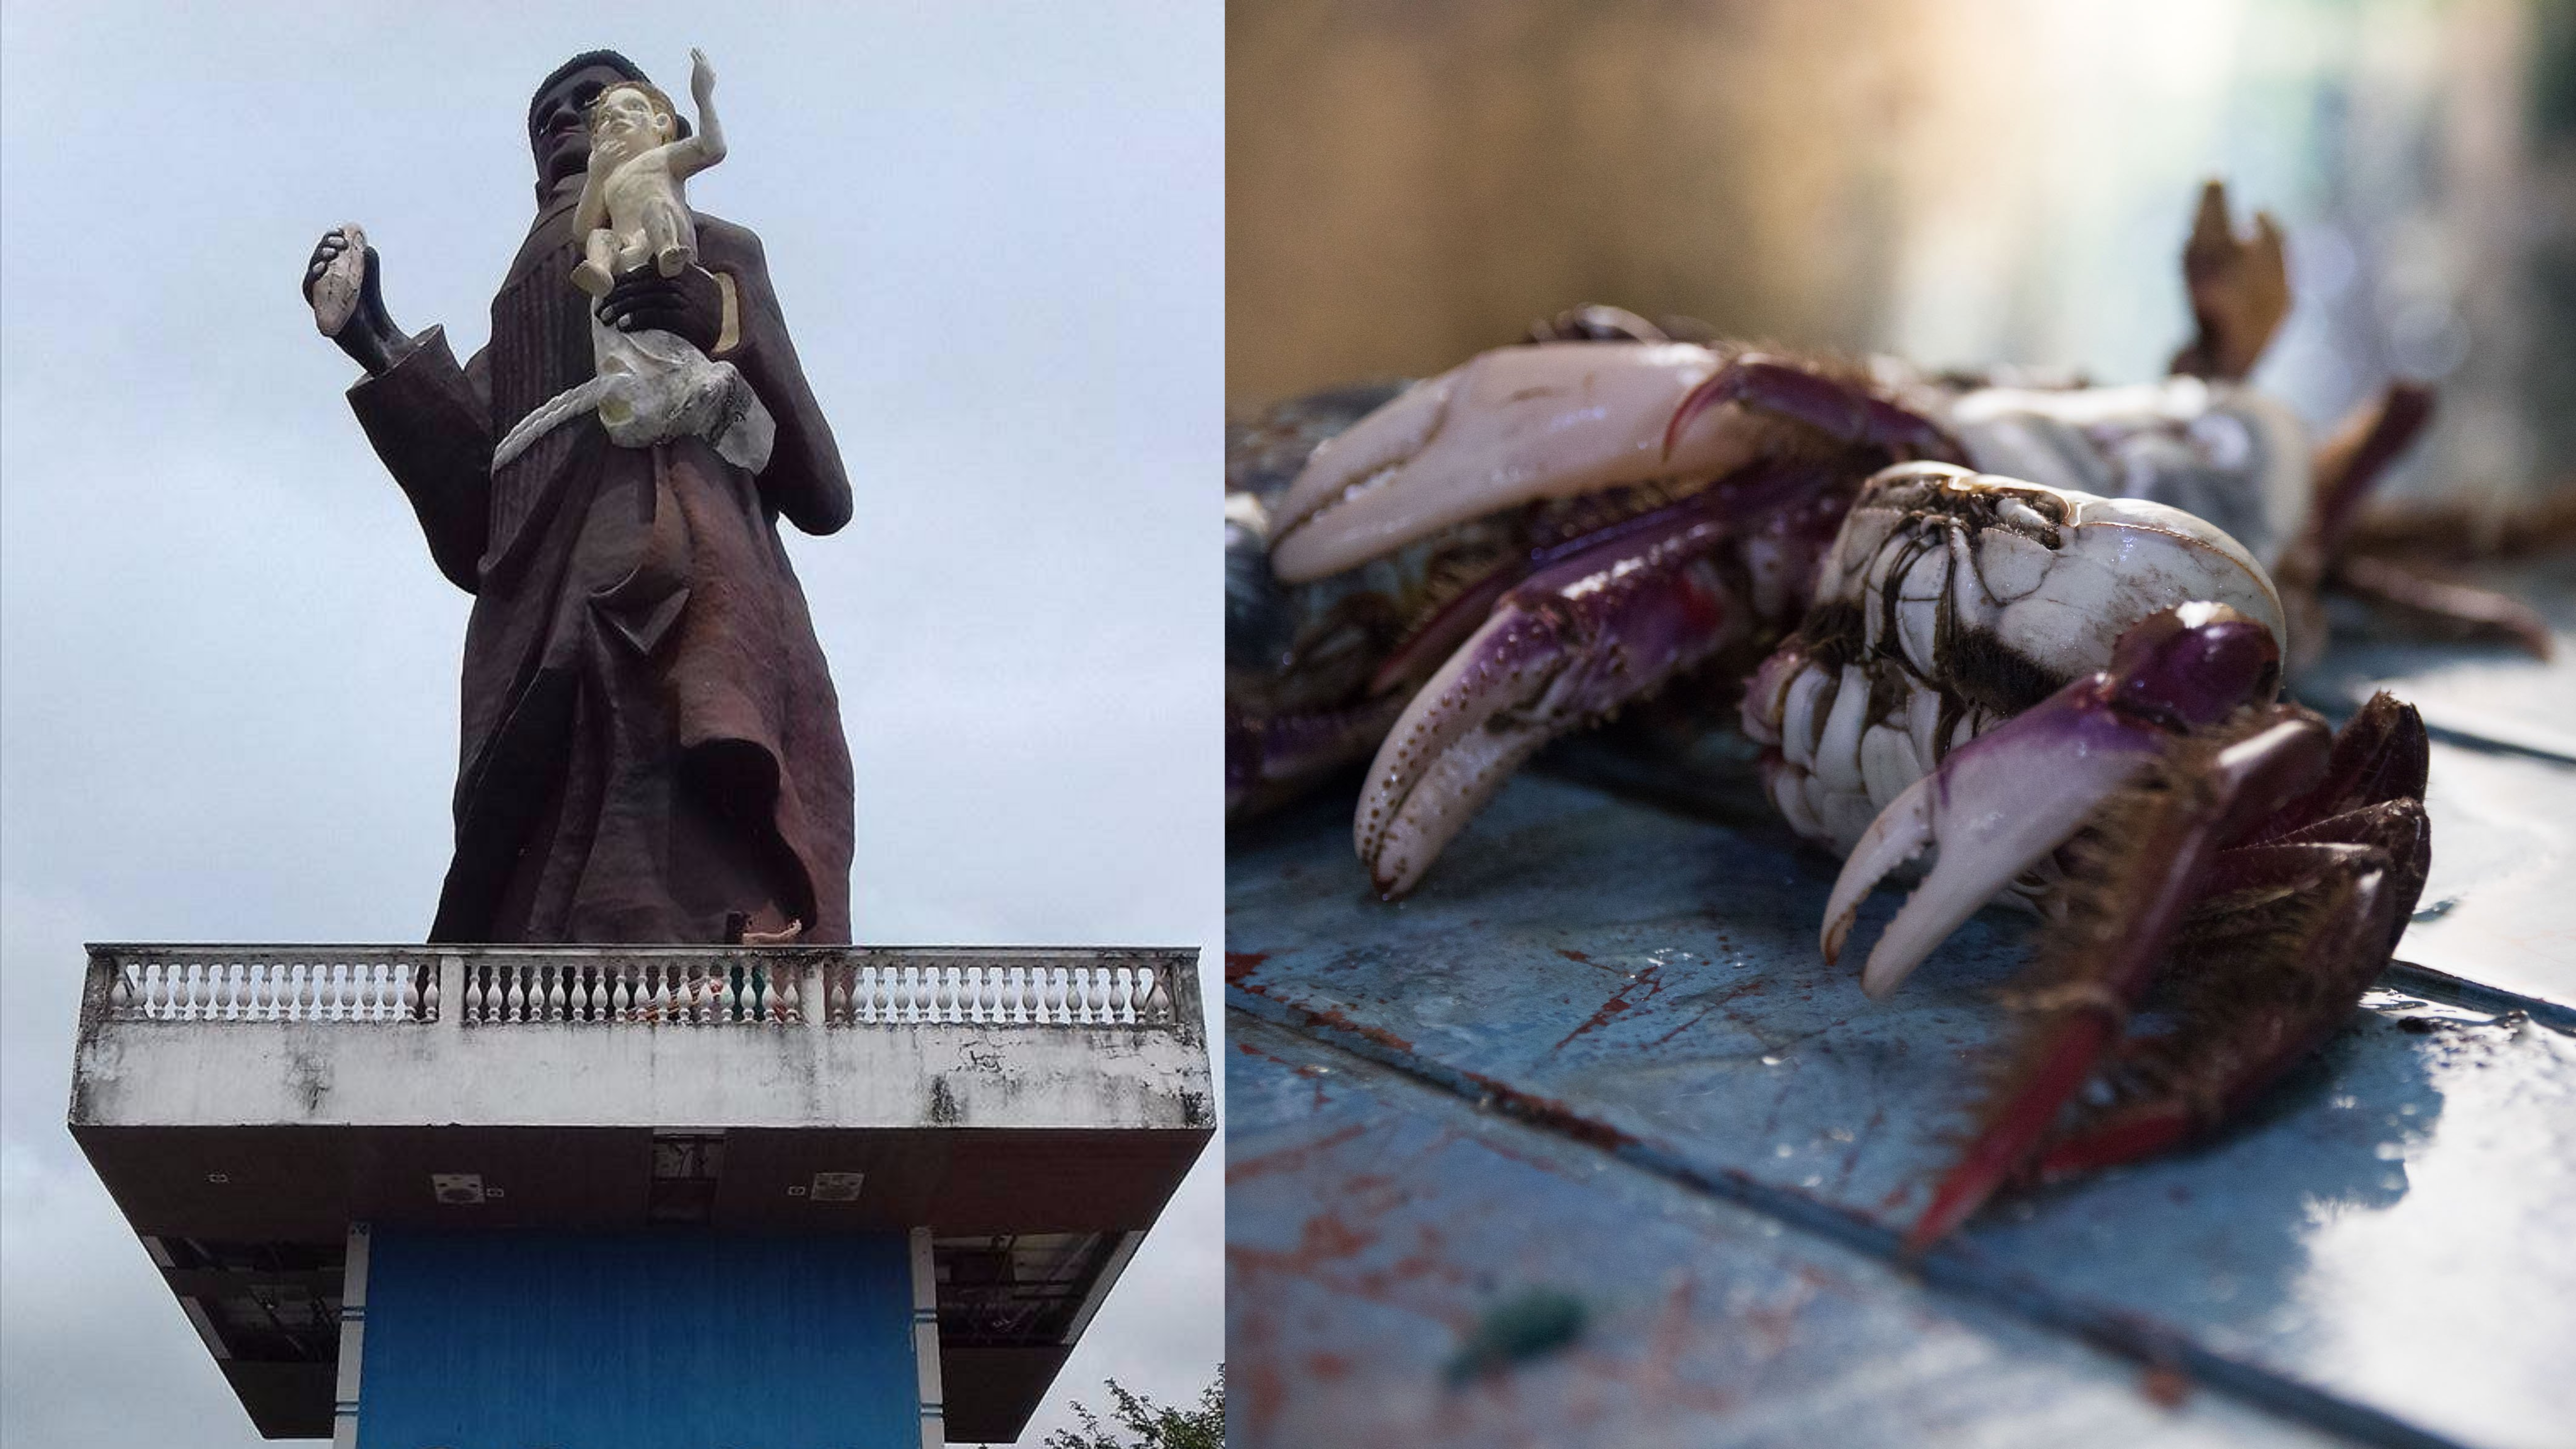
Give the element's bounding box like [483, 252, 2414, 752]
[1905, 710, 2334, 1250]
[2252, 690, 2429, 840]
[2333, 556, 2554, 662]
[2309, 383, 2435, 557]
[1354, 465, 1831, 898]
[2031, 813, 2422, 1181]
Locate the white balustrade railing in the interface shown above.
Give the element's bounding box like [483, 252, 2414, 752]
[817, 959, 1176, 1026]
[98, 952, 433, 1024]
[85, 947, 1188, 1033]
[455, 956, 803, 1026]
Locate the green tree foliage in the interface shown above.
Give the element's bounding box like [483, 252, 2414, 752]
[1042, 1367, 1224, 1449]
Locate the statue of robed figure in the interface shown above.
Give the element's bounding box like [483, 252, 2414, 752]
[302, 49, 853, 946]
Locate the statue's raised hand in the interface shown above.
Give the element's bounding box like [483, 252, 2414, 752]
[690, 48, 716, 103]
[303, 226, 408, 376]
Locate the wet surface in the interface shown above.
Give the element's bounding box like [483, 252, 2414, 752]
[1228, 585, 2576, 1448]
[1231, 1014, 2356, 1448]
[2296, 559, 2576, 770]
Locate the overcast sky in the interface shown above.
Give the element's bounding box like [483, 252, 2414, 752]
[0, 3, 1222, 1443]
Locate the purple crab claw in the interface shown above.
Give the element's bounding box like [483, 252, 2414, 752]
[1352, 479, 1835, 898]
[1821, 603, 2282, 999]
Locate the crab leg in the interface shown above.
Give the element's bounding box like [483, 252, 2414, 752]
[1821, 603, 2286, 998]
[1355, 470, 1827, 898]
[1905, 706, 2337, 1250]
[2031, 814, 2422, 1182]
[2251, 689, 2431, 845]
[1663, 354, 1961, 464]
[1226, 696, 1410, 819]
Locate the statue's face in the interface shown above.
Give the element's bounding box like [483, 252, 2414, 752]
[528, 61, 638, 190]
[591, 86, 672, 162]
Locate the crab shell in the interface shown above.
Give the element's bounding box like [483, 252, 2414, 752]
[1943, 375, 2312, 575]
[1743, 463, 2286, 859]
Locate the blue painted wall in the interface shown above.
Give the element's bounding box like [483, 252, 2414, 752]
[356, 1229, 918, 1449]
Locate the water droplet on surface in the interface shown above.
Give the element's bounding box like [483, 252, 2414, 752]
[1760, 1054, 1783, 1067]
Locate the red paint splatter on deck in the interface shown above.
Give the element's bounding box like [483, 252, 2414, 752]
[1553, 965, 1666, 1050]
[1226, 950, 1271, 981]
[2141, 1365, 2194, 1408]
[1306, 1351, 1353, 1381]
[1237, 1357, 1286, 1436]
[1464, 1072, 1640, 1152]
[1227, 1123, 1371, 1185]
[1236, 976, 1637, 1151]
[1647, 979, 1767, 1048]
[1305, 1001, 1416, 1052]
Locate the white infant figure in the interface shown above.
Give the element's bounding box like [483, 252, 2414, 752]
[493, 47, 772, 474]
[571, 49, 725, 297]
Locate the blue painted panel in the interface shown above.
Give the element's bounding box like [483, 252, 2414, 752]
[357, 1229, 917, 1449]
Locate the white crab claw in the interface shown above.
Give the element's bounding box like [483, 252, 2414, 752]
[1268, 342, 1751, 583]
[1820, 687, 2169, 1000]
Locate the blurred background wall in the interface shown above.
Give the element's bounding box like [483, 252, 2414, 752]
[1229, 0, 2576, 507]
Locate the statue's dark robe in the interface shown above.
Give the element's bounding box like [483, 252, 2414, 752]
[348, 191, 854, 944]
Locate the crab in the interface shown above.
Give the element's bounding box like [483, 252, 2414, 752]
[1226, 183, 2452, 1245]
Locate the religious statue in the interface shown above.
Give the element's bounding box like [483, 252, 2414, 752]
[496, 50, 771, 475]
[301, 48, 854, 947]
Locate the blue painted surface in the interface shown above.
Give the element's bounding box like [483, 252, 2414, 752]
[357, 1229, 917, 1449]
[1227, 600, 2576, 1449]
[1230, 1013, 2353, 1448]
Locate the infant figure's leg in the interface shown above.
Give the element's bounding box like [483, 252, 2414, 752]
[572, 228, 620, 297]
[645, 200, 693, 277]
[613, 230, 654, 280]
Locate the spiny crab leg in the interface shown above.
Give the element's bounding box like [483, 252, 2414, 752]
[1892, 689, 2427, 1248]
[1356, 469, 1827, 898]
[1821, 603, 2285, 1000]
[1903, 706, 2332, 1250]
[2026, 839, 2403, 1182]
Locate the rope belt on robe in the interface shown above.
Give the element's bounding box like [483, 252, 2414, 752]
[493, 316, 775, 471]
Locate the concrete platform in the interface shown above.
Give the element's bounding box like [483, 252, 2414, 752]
[70, 944, 1212, 1442]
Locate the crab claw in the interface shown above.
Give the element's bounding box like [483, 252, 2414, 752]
[1270, 342, 1736, 583]
[1352, 481, 1825, 897]
[1821, 603, 2282, 999]
[1269, 344, 1955, 584]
